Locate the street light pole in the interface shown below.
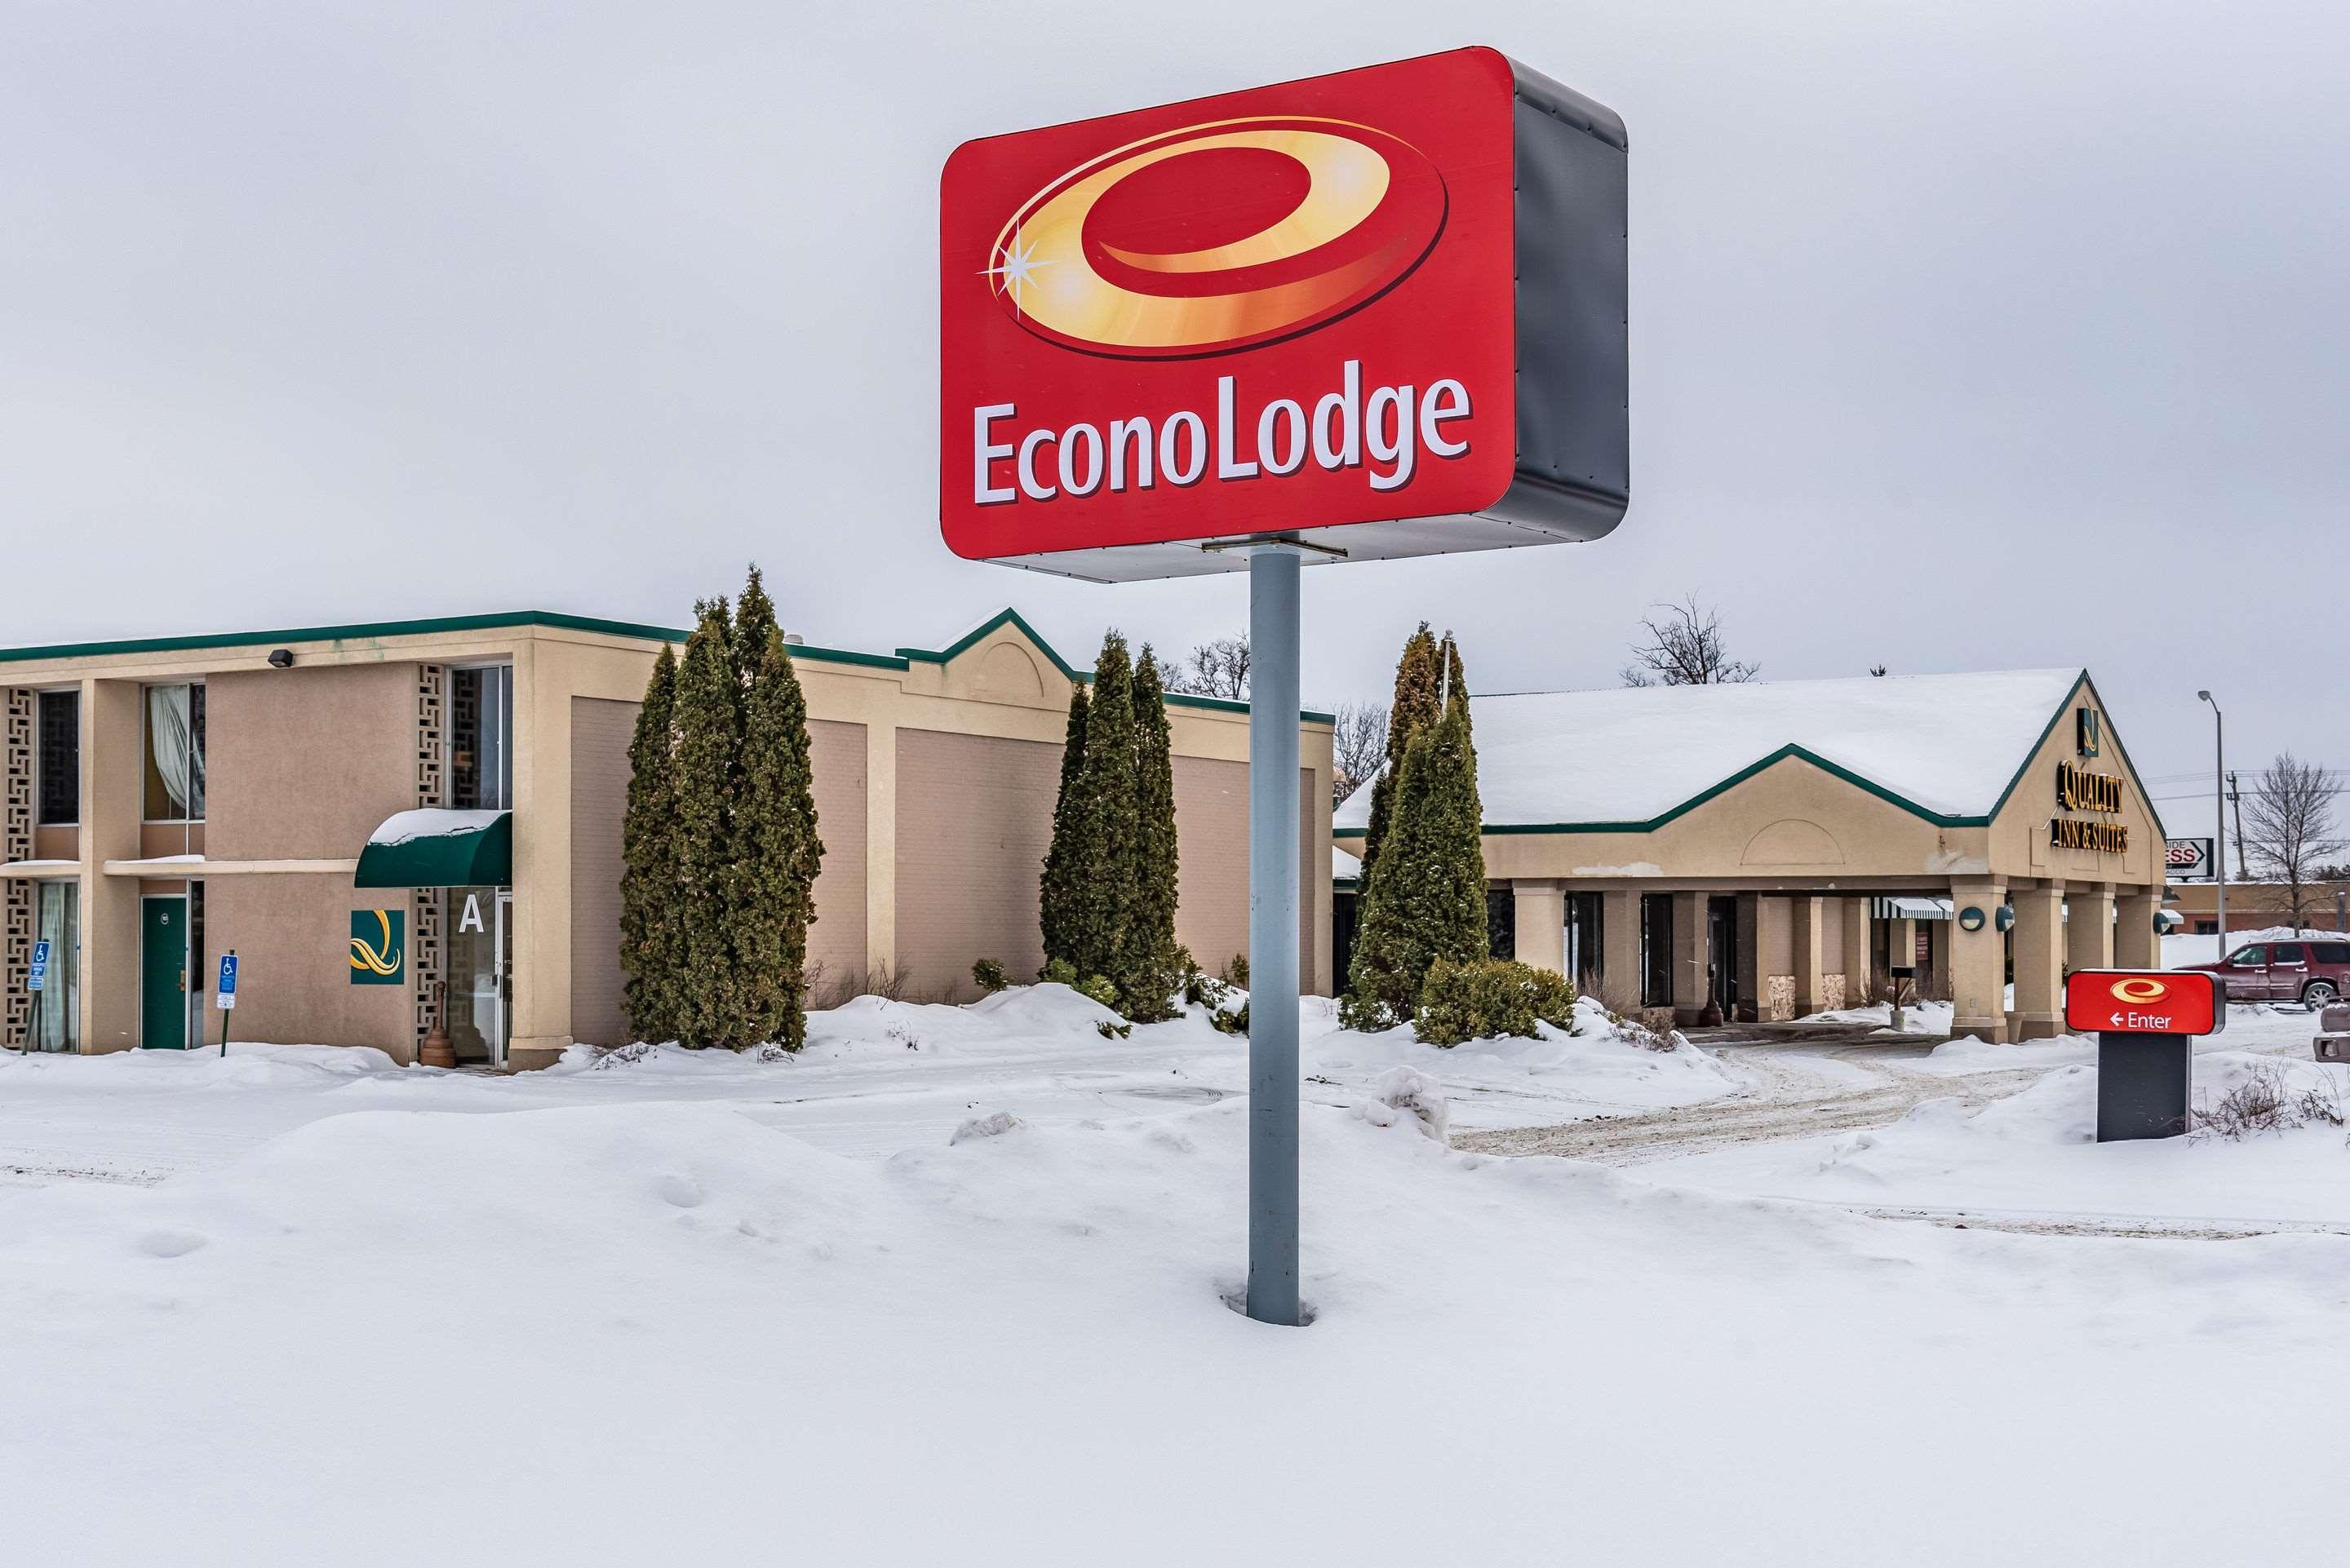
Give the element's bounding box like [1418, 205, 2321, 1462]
[2199, 691, 2224, 956]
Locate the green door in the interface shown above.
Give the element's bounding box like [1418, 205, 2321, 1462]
[140, 897, 189, 1051]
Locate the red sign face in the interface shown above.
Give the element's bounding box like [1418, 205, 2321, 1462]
[2063, 970, 2224, 1036]
[940, 49, 1527, 574]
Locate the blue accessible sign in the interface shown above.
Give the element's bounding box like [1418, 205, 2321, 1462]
[27, 938, 49, 992]
[216, 953, 239, 1010]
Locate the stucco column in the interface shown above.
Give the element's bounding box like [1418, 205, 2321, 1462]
[2115, 885, 2162, 970]
[1842, 897, 1871, 1003]
[2068, 883, 2116, 976]
[1791, 895, 1825, 1017]
[1670, 891, 1705, 1024]
[1949, 879, 2008, 1042]
[1601, 889, 1641, 1013]
[508, 641, 574, 1066]
[2011, 881, 2065, 1040]
[1511, 879, 1567, 977]
[865, 720, 896, 986]
[1885, 916, 1917, 995]
[81, 679, 143, 1053]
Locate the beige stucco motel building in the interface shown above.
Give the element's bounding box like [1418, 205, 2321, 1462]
[2, 609, 1334, 1069]
[1336, 668, 2168, 1043]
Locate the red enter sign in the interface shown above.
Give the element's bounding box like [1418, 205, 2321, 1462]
[2063, 970, 2225, 1036]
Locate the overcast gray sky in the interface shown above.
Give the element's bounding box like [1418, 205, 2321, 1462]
[6, 1, 2343, 839]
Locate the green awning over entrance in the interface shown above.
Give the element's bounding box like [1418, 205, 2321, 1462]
[355, 809, 512, 889]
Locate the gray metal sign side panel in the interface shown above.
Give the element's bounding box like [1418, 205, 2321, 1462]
[1505, 86, 1629, 540]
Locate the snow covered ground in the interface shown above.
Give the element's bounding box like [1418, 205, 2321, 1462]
[1638, 1006, 2347, 1229]
[0, 989, 1729, 1189]
[6, 990, 2350, 1565]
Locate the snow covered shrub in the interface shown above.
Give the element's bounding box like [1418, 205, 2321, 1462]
[1040, 957, 1079, 987]
[2193, 1063, 2344, 1139]
[971, 959, 1009, 994]
[951, 1110, 1022, 1144]
[1183, 960, 1230, 1010]
[1211, 1001, 1248, 1035]
[1356, 1065, 1450, 1143]
[1075, 972, 1124, 1016]
[1616, 1014, 1687, 1052]
[1224, 954, 1249, 989]
[1413, 959, 1576, 1047]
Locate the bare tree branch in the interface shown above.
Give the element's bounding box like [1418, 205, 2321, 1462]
[1620, 593, 1758, 687]
[1331, 700, 1390, 804]
[2241, 751, 2347, 932]
[1167, 635, 1250, 701]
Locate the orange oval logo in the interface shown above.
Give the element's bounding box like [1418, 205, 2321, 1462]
[2109, 977, 2170, 1005]
[985, 117, 1448, 359]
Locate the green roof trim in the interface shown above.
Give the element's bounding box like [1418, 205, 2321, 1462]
[0, 610, 685, 667]
[356, 810, 512, 889]
[897, 607, 1080, 681]
[0, 603, 1335, 724]
[1980, 671, 2168, 839]
[1158, 689, 1337, 725]
[1334, 744, 1994, 839]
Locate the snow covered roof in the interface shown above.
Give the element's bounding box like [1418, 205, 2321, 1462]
[1335, 668, 2092, 831]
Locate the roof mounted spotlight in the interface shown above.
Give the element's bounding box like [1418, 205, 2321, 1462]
[267, 649, 295, 669]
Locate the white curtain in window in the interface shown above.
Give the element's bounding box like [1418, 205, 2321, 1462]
[35, 882, 77, 1051]
[148, 684, 193, 820]
[187, 687, 206, 819]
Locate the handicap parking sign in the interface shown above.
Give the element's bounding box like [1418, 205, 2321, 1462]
[27, 938, 49, 992]
[216, 953, 239, 1010]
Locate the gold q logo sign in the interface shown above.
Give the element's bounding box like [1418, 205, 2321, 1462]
[2108, 977, 2170, 1006]
[986, 117, 1448, 358]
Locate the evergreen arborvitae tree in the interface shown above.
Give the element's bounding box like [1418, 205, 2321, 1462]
[619, 640, 681, 1043]
[1063, 633, 1140, 982]
[731, 624, 826, 1049]
[1038, 680, 1091, 972]
[733, 565, 778, 691]
[1115, 645, 1183, 1021]
[671, 600, 744, 1047]
[1357, 623, 1443, 889]
[1341, 634, 1488, 1032]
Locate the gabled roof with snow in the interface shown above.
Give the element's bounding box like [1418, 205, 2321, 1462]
[1335, 669, 2100, 832]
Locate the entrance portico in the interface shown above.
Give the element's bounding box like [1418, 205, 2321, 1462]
[1342, 668, 2167, 1043]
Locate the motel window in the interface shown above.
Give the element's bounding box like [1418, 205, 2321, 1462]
[449, 664, 514, 812]
[1565, 893, 1603, 989]
[141, 683, 206, 823]
[37, 689, 78, 826]
[1639, 893, 1673, 1008]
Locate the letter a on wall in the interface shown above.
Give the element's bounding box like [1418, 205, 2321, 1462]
[350, 909, 406, 986]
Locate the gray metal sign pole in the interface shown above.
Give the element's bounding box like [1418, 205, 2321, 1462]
[1246, 544, 1303, 1327]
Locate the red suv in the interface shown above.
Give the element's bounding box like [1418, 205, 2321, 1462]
[2181, 940, 2350, 1006]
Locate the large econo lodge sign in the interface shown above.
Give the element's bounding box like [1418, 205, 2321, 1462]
[939, 47, 1629, 580]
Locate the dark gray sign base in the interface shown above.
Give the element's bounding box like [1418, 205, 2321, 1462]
[2095, 1033, 2191, 1141]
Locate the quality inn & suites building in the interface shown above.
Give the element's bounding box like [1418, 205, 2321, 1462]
[1336, 667, 2169, 1043]
[2, 609, 1334, 1069]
